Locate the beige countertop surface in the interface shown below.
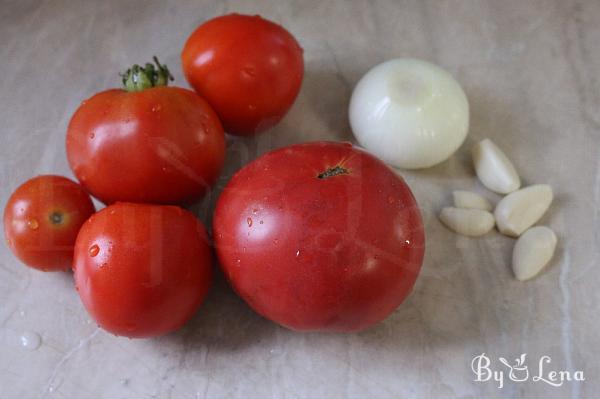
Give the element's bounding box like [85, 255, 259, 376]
[1, 1, 599, 398]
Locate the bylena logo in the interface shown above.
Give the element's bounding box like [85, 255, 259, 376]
[471, 353, 585, 389]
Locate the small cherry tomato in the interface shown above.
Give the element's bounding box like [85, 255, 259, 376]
[3, 175, 95, 271]
[73, 202, 212, 338]
[66, 58, 225, 205]
[213, 142, 425, 332]
[182, 13, 304, 136]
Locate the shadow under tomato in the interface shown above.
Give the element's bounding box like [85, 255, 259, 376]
[152, 266, 276, 353]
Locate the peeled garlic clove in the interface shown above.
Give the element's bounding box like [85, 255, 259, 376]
[494, 184, 553, 237]
[512, 226, 557, 281]
[472, 139, 521, 194]
[452, 190, 493, 211]
[439, 207, 495, 237]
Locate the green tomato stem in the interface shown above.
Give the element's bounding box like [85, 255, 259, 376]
[120, 56, 173, 92]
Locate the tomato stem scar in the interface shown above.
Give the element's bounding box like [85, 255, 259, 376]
[49, 211, 63, 225]
[317, 166, 349, 179]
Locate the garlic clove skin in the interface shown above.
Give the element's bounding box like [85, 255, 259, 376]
[472, 139, 521, 194]
[439, 207, 495, 237]
[494, 184, 553, 237]
[452, 190, 493, 211]
[512, 226, 557, 281]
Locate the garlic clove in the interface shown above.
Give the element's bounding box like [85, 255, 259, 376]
[439, 207, 495, 237]
[472, 139, 521, 194]
[494, 184, 553, 237]
[512, 226, 557, 281]
[452, 190, 493, 211]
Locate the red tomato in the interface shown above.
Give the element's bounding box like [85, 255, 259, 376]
[66, 83, 225, 205]
[73, 203, 212, 338]
[182, 13, 304, 136]
[213, 142, 425, 332]
[3, 175, 95, 271]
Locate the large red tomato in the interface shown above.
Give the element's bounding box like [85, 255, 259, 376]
[182, 14, 304, 136]
[66, 59, 225, 205]
[4, 175, 95, 271]
[73, 202, 212, 338]
[213, 142, 425, 332]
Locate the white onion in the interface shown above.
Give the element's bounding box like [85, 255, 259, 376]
[349, 58, 469, 169]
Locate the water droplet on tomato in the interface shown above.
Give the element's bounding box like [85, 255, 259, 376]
[151, 104, 162, 112]
[273, 239, 279, 245]
[89, 132, 95, 139]
[242, 66, 256, 77]
[27, 219, 39, 230]
[388, 196, 395, 204]
[259, 220, 264, 224]
[248, 104, 257, 111]
[295, 250, 300, 257]
[247, 217, 253, 227]
[252, 208, 258, 214]
[89, 244, 99, 257]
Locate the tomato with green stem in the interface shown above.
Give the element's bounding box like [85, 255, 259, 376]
[66, 58, 225, 205]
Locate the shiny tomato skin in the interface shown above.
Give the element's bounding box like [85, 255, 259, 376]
[66, 86, 225, 205]
[213, 142, 425, 332]
[73, 203, 212, 338]
[3, 175, 95, 271]
[182, 13, 304, 136]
